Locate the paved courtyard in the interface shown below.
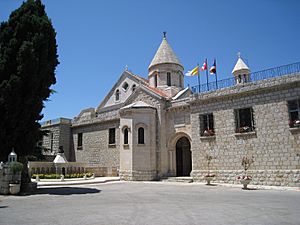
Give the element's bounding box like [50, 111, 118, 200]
[0, 182, 299, 225]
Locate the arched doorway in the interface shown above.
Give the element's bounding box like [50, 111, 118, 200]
[176, 137, 191, 176]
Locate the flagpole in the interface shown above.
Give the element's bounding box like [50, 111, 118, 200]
[206, 58, 209, 91]
[215, 59, 218, 89]
[197, 63, 201, 93]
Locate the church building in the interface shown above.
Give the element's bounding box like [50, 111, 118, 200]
[39, 35, 300, 187]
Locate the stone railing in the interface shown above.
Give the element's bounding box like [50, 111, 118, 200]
[28, 161, 87, 175]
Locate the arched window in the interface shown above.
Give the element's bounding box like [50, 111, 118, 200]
[179, 73, 182, 88]
[124, 128, 128, 145]
[115, 89, 120, 101]
[138, 127, 144, 144]
[122, 82, 129, 91]
[132, 84, 136, 92]
[167, 72, 171, 86]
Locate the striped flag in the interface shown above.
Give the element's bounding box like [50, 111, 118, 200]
[201, 60, 207, 71]
[209, 59, 216, 74]
[185, 65, 199, 76]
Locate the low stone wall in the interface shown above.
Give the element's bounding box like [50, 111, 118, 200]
[85, 166, 118, 177]
[28, 162, 118, 177]
[28, 162, 87, 175]
[120, 170, 157, 181]
[0, 165, 21, 195]
[192, 170, 300, 187]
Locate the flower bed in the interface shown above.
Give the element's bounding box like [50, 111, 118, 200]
[237, 175, 252, 180]
[204, 173, 216, 178]
[31, 173, 93, 179]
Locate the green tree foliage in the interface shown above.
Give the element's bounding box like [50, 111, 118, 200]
[0, 0, 59, 161]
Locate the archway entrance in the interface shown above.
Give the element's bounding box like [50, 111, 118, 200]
[176, 137, 191, 176]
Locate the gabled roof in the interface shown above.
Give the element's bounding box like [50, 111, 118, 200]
[172, 87, 190, 100]
[97, 70, 143, 109]
[148, 37, 182, 69]
[232, 57, 250, 74]
[121, 101, 155, 110]
[143, 84, 169, 98]
[98, 70, 170, 110]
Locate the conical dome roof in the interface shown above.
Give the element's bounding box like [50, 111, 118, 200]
[148, 37, 182, 69]
[232, 55, 250, 75]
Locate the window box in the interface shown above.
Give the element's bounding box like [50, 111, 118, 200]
[289, 120, 300, 128]
[202, 129, 215, 137]
[200, 135, 216, 141]
[234, 131, 256, 138]
[289, 127, 300, 134]
[123, 144, 129, 149]
[235, 126, 255, 133]
[108, 144, 116, 148]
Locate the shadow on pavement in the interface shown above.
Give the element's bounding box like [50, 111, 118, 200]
[242, 187, 260, 191]
[206, 184, 218, 186]
[34, 187, 101, 195]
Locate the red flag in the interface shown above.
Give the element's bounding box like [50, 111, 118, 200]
[201, 60, 207, 71]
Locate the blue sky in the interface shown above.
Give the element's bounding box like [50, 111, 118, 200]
[1, 0, 300, 121]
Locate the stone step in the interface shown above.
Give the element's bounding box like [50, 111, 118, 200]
[161, 177, 193, 183]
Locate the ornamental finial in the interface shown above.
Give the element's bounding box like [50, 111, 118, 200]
[237, 52, 241, 58]
[163, 31, 167, 39]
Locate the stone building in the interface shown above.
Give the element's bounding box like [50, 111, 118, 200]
[40, 35, 300, 186]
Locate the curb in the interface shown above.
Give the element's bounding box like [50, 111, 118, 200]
[36, 177, 121, 187]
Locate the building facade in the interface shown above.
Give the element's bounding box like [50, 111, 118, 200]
[40, 35, 300, 186]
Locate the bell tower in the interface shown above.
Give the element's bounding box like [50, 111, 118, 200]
[148, 33, 184, 97]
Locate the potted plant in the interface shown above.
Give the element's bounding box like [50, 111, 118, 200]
[204, 154, 216, 185]
[9, 162, 23, 194]
[202, 129, 215, 137]
[237, 156, 254, 189]
[236, 126, 251, 133]
[289, 119, 300, 128]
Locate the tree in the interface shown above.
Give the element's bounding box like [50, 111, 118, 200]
[0, 0, 58, 173]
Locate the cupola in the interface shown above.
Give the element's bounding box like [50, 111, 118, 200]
[232, 52, 251, 84]
[148, 32, 184, 97]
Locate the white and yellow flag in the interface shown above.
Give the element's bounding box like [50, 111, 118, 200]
[185, 65, 199, 76]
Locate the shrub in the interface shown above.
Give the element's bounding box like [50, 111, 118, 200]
[10, 162, 23, 174]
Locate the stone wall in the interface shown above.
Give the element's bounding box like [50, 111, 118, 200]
[0, 165, 21, 195]
[190, 74, 300, 187]
[119, 170, 157, 181]
[41, 124, 60, 156]
[119, 105, 157, 181]
[41, 118, 72, 161]
[125, 89, 167, 177]
[165, 102, 191, 176]
[72, 120, 120, 168]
